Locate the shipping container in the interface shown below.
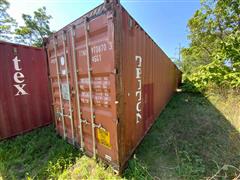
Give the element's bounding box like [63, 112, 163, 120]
[46, 0, 181, 173]
[0, 41, 52, 140]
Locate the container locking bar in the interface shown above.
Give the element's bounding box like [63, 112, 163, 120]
[84, 18, 97, 159]
[62, 31, 75, 145]
[53, 36, 66, 139]
[50, 78, 58, 128]
[71, 26, 84, 150]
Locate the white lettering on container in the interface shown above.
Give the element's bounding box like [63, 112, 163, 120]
[135, 55, 142, 123]
[78, 41, 113, 63]
[13, 56, 28, 96]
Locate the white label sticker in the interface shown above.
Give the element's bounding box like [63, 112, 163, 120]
[61, 83, 70, 100]
[60, 56, 65, 66]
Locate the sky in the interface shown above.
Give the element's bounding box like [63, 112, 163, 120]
[7, 0, 200, 59]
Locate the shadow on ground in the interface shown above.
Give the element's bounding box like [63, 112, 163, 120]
[125, 92, 240, 179]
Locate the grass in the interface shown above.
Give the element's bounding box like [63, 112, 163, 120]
[127, 91, 240, 179]
[0, 91, 239, 179]
[0, 125, 79, 179]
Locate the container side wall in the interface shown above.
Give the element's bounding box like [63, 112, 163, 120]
[0, 42, 52, 140]
[118, 7, 182, 168]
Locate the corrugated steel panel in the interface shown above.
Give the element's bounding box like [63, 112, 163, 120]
[0, 41, 52, 140]
[46, 1, 182, 173]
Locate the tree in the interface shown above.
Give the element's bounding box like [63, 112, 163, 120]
[181, 0, 240, 90]
[0, 0, 17, 41]
[172, 57, 183, 71]
[15, 7, 52, 47]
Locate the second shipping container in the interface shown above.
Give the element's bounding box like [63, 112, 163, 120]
[46, 0, 181, 172]
[0, 41, 52, 140]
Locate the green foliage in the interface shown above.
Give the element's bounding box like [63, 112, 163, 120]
[46, 154, 77, 179]
[124, 155, 153, 180]
[176, 150, 205, 179]
[132, 91, 240, 179]
[0, 0, 17, 41]
[59, 156, 119, 180]
[183, 60, 240, 92]
[0, 125, 119, 180]
[1, 92, 240, 179]
[0, 125, 79, 179]
[181, 0, 240, 90]
[15, 7, 52, 47]
[172, 57, 183, 71]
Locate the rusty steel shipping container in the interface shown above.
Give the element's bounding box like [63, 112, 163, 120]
[0, 41, 52, 140]
[46, 0, 181, 172]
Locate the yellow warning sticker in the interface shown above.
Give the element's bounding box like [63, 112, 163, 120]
[97, 128, 111, 149]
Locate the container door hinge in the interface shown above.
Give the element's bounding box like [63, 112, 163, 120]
[112, 68, 118, 74]
[112, 118, 119, 124]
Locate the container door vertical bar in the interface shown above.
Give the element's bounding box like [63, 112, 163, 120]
[71, 27, 84, 150]
[62, 32, 75, 144]
[49, 77, 57, 128]
[47, 48, 58, 129]
[84, 18, 96, 158]
[53, 37, 66, 139]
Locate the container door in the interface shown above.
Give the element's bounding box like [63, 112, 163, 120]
[67, 12, 119, 166]
[48, 34, 75, 144]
